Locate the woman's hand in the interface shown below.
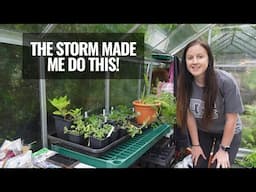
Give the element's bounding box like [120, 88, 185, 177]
[211, 150, 230, 168]
[191, 146, 206, 167]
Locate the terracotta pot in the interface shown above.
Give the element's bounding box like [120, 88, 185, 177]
[132, 100, 160, 125]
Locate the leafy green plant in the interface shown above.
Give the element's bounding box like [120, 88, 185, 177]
[133, 73, 176, 126]
[237, 151, 256, 168]
[85, 114, 103, 128]
[244, 104, 256, 116]
[64, 126, 81, 136]
[91, 124, 113, 140]
[48, 95, 72, 120]
[108, 105, 134, 124]
[64, 108, 86, 136]
[241, 127, 256, 149]
[155, 92, 176, 126]
[240, 104, 256, 149]
[137, 88, 176, 126]
[83, 114, 106, 140]
[125, 121, 143, 137]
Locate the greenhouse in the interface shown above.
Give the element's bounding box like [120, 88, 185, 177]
[0, 24, 256, 168]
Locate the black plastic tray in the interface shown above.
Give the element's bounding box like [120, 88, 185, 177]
[48, 134, 129, 157]
[136, 137, 175, 167]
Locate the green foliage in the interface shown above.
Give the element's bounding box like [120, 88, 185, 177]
[84, 114, 105, 139]
[237, 151, 256, 168]
[241, 69, 256, 90]
[47, 79, 105, 115]
[155, 92, 176, 126]
[134, 72, 177, 126]
[125, 122, 142, 138]
[0, 24, 46, 33]
[91, 124, 113, 140]
[48, 95, 71, 118]
[64, 111, 113, 140]
[244, 104, 256, 116]
[141, 73, 151, 101]
[85, 114, 104, 128]
[240, 105, 256, 149]
[108, 105, 134, 122]
[142, 94, 159, 104]
[64, 126, 82, 136]
[67, 108, 86, 136]
[241, 127, 256, 149]
[139, 92, 176, 126]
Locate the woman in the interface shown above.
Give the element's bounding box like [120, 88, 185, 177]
[176, 39, 244, 168]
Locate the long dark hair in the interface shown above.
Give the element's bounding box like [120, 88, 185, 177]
[176, 39, 218, 130]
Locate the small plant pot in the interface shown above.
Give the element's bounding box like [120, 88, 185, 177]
[90, 136, 110, 149]
[118, 128, 128, 138]
[53, 115, 72, 140]
[67, 134, 86, 145]
[109, 128, 119, 143]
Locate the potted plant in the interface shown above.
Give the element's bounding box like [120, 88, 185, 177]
[64, 108, 88, 145]
[108, 105, 134, 126]
[64, 127, 86, 145]
[133, 74, 176, 126]
[154, 92, 176, 126]
[89, 123, 113, 149]
[48, 95, 73, 139]
[125, 120, 143, 137]
[132, 75, 161, 125]
[107, 105, 135, 139]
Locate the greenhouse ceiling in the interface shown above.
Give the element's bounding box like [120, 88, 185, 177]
[0, 24, 256, 66]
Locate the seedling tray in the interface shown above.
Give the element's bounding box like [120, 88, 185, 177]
[139, 137, 176, 167]
[48, 133, 129, 157]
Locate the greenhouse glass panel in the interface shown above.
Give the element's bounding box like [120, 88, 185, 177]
[167, 24, 213, 55]
[110, 79, 138, 107]
[0, 43, 41, 149]
[145, 25, 169, 52]
[52, 24, 143, 33]
[46, 78, 105, 134]
[0, 24, 48, 33]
